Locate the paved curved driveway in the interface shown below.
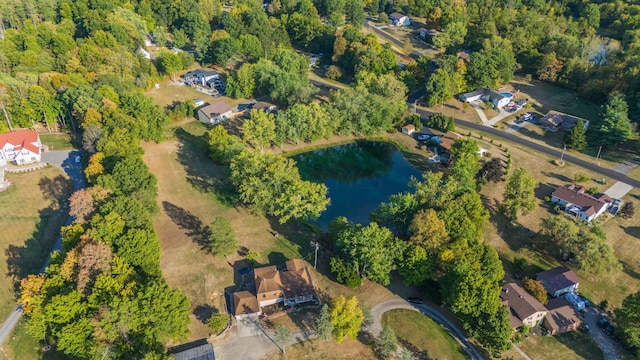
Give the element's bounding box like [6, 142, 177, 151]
[370, 299, 484, 360]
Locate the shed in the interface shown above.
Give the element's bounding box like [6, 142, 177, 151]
[402, 124, 416, 135]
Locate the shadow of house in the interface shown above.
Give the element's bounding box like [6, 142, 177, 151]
[622, 226, 640, 240]
[162, 201, 211, 251]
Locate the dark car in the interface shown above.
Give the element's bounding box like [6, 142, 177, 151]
[597, 319, 610, 328]
[605, 325, 616, 335]
[407, 297, 423, 304]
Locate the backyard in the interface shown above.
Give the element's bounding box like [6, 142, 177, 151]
[503, 332, 604, 360]
[382, 309, 467, 360]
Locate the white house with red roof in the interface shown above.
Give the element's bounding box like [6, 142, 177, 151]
[0, 130, 42, 165]
[551, 184, 612, 222]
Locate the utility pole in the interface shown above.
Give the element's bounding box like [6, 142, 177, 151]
[313, 241, 320, 269]
[413, 99, 417, 114]
[560, 143, 566, 161]
[596, 145, 602, 166]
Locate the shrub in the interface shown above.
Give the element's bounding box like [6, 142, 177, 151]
[325, 65, 343, 80]
[553, 159, 565, 167]
[586, 187, 599, 195]
[574, 173, 590, 183]
[378, 12, 389, 23]
[207, 313, 229, 333]
[330, 257, 361, 288]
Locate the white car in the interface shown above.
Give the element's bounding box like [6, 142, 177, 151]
[417, 134, 430, 141]
[74, 155, 81, 163]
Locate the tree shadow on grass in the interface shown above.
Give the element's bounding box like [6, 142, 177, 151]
[173, 127, 238, 207]
[6, 175, 72, 292]
[194, 303, 217, 323]
[162, 201, 211, 252]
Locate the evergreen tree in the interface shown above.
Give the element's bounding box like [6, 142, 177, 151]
[376, 325, 398, 357]
[564, 119, 587, 150]
[315, 304, 334, 341]
[593, 93, 633, 147]
[208, 216, 238, 257]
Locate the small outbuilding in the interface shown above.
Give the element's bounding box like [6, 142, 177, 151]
[402, 124, 416, 135]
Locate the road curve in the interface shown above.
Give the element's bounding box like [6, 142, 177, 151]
[370, 299, 484, 360]
[414, 107, 640, 189]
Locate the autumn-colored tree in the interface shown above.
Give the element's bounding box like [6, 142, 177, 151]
[76, 238, 113, 295]
[84, 152, 105, 184]
[69, 189, 95, 224]
[19, 274, 47, 315]
[522, 277, 548, 305]
[330, 295, 364, 342]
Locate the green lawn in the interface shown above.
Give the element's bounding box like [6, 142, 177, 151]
[39, 133, 77, 151]
[0, 168, 72, 321]
[515, 332, 604, 360]
[2, 321, 66, 360]
[382, 309, 467, 360]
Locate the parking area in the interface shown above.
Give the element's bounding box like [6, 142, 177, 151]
[604, 182, 633, 200]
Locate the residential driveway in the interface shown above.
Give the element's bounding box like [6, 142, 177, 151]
[212, 316, 279, 360]
[611, 161, 639, 175]
[369, 298, 484, 360]
[583, 307, 624, 360]
[486, 108, 514, 127]
[604, 182, 633, 199]
[42, 150, 84, 190]
[470, 102, 489, 125]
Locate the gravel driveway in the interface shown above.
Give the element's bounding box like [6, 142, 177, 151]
[583, 307, 624, 360]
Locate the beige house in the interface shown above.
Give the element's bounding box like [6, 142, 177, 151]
[233, 259, 315, 319]
[501, 283, 548, 329]
[197, 101, 233, 125]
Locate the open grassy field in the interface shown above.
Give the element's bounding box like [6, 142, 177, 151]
[504, 332, 603, 360]
[145, 79, 247, 109]
[1, 321, 66, 360]
[382, 309, 467, 360]
[39, 133, 77, 151]
[0, 167, 72, 321]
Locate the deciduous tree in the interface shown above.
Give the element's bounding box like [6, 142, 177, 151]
[502, 168, 537, 220]
[522, 277, 548, 305]
[330, 295, 364, 343]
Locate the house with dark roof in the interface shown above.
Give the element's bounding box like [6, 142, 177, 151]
[538, 110, 589, 132]
[233, 259, 315, 318]
[0, 130, 42, 165]
[243, 101, 277, 118]
[536, 267, 580, 298]
[389, 12, 411, 26]
[543, 297, 583, 335]
[501, 283, 548, 329]
[458, 88, 511, 109]
[182, 69, 220, 88]
[197, 102, 234, 125]
[551, 184, 612, 222]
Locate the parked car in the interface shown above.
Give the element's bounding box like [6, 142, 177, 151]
[522, 112, 533, 120]
[605, 324, 616, 335]
[515, 119, 524, 124]
[407, 297, 423, 304]
[75, 155, 81, 163]
[597, 318, 610, 328]
[579, 324, 590, 332]
[417, 134, 430, 141]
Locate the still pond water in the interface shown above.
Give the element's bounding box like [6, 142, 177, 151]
[294, 141, 422, 229]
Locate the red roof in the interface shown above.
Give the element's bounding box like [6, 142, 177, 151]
[0, 130, 41, 154]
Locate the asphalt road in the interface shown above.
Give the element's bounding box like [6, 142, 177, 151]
[370, 299, 484, 360]
[0, 150, 85, 347]
[414, 107, 640, 189]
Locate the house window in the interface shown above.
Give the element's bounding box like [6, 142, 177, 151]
[272, 292, 277, 296]
[262, 294, 266, 298]
[31, 157, 36, 161]
[19, 159, 24, 163]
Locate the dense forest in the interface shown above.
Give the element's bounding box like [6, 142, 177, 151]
[1, 0, 639, 357]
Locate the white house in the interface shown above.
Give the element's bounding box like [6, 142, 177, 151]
[197, 102, 234, 125]
[0, 130, 42, 165]
[536, 266, 580, 298]
[389, 12, 411, 26]
[551, 184, 612, 222]
[182, 69, 220, 88]
[459, 88, 512, 109]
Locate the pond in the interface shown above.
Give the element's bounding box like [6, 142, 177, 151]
[293, 141, 422, 229]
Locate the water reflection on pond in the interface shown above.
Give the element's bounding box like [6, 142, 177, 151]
[294, 141, 422, 229]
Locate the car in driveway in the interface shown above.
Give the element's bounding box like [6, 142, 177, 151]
[407, 297, 423, 304]
[417, 134, 430, 141]
[515, 118, 524, 124]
